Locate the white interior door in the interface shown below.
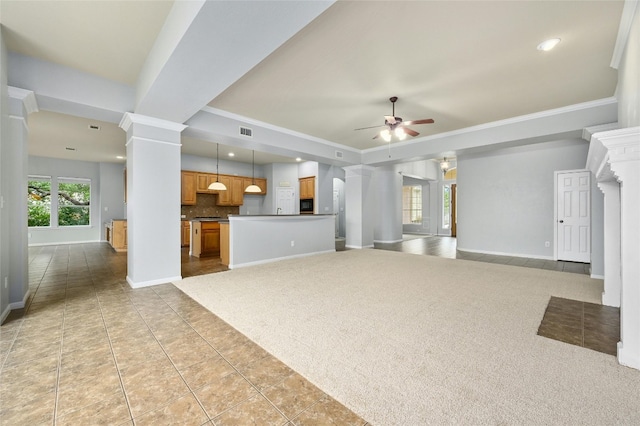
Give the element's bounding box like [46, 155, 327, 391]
[556, 170, 591, 263]
[276, 187, 295, 215]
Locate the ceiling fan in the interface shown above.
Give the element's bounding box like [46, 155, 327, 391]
[355, 96, 434, 141]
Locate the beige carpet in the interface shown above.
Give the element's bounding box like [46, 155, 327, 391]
[174, 249, 640, 425]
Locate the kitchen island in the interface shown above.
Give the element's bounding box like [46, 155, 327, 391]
[189, 218, 223, 258]
[222, 214, 335, 269]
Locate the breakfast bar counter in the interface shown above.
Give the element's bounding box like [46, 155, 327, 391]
[223, 214, 335, 269]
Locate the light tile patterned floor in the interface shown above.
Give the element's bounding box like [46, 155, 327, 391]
[0, 244, 367, 425]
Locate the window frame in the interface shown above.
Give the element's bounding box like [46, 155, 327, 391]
[402, 185, 423, 225]
[28, 175, 53, 228]
[57, 177, 92, 227]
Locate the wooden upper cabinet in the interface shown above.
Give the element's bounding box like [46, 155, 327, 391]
[183, 170, 267, 206]
[196, 173, 212, 193]
[230, 177, 244, 205]
[181, 171, 197, 205]
[299, 177, 315, 199]
[216, 175, 232, 205]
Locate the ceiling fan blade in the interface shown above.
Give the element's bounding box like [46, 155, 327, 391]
[384, 115, 397, 125]
[403, 127, 419, 137]
[355, 124, 385, 131]
[404, 118, 434, 126]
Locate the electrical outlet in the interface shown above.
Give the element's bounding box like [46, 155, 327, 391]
[545, 241, 550, 248]
[4, 277, 7, 289]
[291, 240, 295, 247]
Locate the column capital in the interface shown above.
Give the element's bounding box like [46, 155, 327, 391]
[119, 112, 187, 133]
[587, 126, 640, 182]
[342, 164, 376, 178]
[8, 86, 38, 117]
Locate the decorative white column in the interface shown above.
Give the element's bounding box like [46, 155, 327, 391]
[7, 87, 38, 309]
[587, 126, 640, 370]
[119, 113, 186, 288]
[343, 165, 375, 249]
[597, 181, 621, 307]
[374, 165, 403, 243]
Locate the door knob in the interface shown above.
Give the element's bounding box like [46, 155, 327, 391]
[559, 220, 564, 223]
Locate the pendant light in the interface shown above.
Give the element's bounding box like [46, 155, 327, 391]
[208, 143, 227, 191]
[245, 150, 261, 193]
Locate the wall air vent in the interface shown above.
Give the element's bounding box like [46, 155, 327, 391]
[88, 124, 101, 130]
[335, 150, 343, 159]
[239, 126, 253, 138]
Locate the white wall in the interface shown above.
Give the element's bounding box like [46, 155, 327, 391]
[98, 162, 126, 239]
[617, 3, 640, 127]
[181, 153, 264, 178]
[0, 30, 10, 319]
[457, 139, 597, 259]
[28, 156, 102, 245]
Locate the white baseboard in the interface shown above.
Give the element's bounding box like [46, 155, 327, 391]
[0, 304, 11, 324]
[374, 239, 403, 244]
[456, 247, 554, 260]
[591, 274, 604, 280]
[9, 289, 30, 310]
[28, 239, 102, 247]
[229, 249, 336, 269]
[618, 342, 640, 371]
[127, 275, 183, 289]
[345, 244, 374, 249]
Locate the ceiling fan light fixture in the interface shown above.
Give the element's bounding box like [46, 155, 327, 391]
[537, 38, 561, 51]
[395, 127, 406, 140]
[440, 157, 450, 174]
[380, 129, 391, 142]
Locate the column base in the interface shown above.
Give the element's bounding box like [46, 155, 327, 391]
[602, 291, 621, 308]
[127, 275, 183, 289]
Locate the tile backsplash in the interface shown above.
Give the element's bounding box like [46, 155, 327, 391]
[181, 193, 239, 219]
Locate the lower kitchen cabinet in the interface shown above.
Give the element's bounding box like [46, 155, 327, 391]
[107, 219, 127, 252]
[190, 220, 220, 257]
[181, 220, 190, 247]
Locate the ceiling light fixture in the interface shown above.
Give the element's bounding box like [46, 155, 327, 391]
[537, 38, 561, 51]
[440, 157, 450, 175]
[208, 143, 227, 191]
[245, 150, 261, 193]
[296, 157, 302, 162]
[228, 152, 235, 157]
[116, 156, 124, 160]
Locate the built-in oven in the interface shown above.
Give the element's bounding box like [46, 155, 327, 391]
[300, 198, 314, 214]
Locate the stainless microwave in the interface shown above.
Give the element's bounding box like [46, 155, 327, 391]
[300, 198, 314, 214]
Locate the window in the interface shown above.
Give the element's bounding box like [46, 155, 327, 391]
[28, 176, 52, 227]
[58, 178, 91, 226]
[402, 186, 422, 224]
[442, 184, 451, 229]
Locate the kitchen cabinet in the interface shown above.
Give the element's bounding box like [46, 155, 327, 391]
[181, 220, 190, 247]
[181, 171, 197, 205]
[220, 222, 229, 266]
[217, 176, 244, 206]
[196, 173, 214, 193]
[299, 176, 315, 199]
[107, 219, 127, 252]
[243, 177, 267, 195]
[190, 220, 220, 257]
[182, 170, 267, 206]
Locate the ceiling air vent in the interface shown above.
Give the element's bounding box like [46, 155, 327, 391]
[335, 150, 343, 159]
[239, 126, 253, 138]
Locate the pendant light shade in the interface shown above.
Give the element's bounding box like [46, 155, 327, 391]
[440, 157, 450, 175]
[208, 143, 227, 191]
[245, 150, 261, 193]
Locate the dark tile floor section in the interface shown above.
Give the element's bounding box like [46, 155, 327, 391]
[537, 296, 620, 356]
[374, 234, 591, 275]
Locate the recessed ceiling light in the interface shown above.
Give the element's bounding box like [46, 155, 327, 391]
[537, 38, 561, 51]
[296, 157, 302, 162]
[116, 156, 124, 159]
[228, 152, 235, 157]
